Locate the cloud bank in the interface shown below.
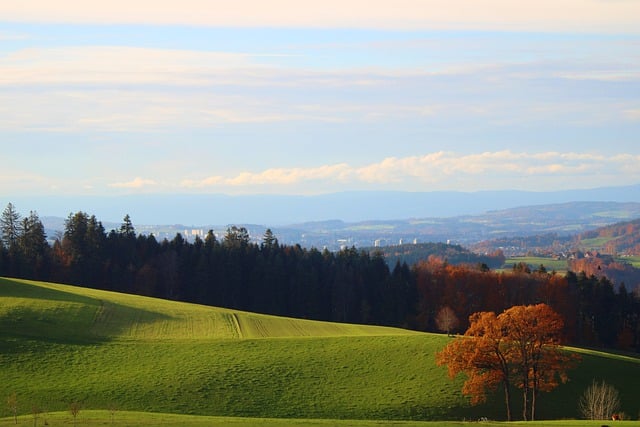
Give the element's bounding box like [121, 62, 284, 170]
[2, 1, 639, 33]
[177, 151, 640, 193]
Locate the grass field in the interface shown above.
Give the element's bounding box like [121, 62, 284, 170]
[1, 277, 639, 424]
[579, 237, 614, 249]
[3, 411, 640, 427]
[618, 256, 640, 268]
[503, 257, 568, 273]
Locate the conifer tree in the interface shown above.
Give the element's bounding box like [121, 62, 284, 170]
[1, 203, 21, 248]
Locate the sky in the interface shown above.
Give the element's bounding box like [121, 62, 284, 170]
[2, 1, 640, 199]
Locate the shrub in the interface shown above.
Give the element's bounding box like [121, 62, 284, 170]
[579, 380, 621, 420]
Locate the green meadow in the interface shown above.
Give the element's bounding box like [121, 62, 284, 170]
[1, 277, 639, 425]
[502, 257, 568, 273]
[3, 411, 640, 427]
[617, 256, 640, 268]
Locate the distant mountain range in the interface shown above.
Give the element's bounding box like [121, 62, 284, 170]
[276, 201, 640, 250]
[7, 184, 640, 226]
[31, 200, 640, 252]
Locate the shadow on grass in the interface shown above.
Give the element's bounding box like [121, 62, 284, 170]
[0, 277, 173, 353]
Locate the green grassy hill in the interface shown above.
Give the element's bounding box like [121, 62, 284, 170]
[1, 277, 639, 423]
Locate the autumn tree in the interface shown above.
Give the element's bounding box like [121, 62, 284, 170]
[435, 306, 460, 336]
[500, 304, 578, 421]
[437, 304, 579, 421]
[437, 311, 516, 420]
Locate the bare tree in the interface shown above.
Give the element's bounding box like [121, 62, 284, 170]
[435, 306, 460, 336]
[6, 393, 18, 424]
[579, 380, 621, 420]
[108, 402, 118, 425]
[31, 405, 40, 427]
[69, 401, 81, 427]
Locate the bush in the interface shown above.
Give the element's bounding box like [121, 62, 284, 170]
[579, 380, 621, 420]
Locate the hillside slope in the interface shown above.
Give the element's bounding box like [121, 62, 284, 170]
[1, 277, 639, 421]
[577, 218, 640, 255]
[0, 278, 419, 342]
[0, 277, 455, 420]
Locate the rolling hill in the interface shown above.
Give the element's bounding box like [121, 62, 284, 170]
[1, 277, 639, 423]
[577, 218, 640, 255]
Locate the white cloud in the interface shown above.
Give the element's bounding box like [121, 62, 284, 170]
[183, 164, 353, 188]
[109, 177, 157, 189]
[178, 151, 640, 193]
[181, 176, 225, 188]
[2, 0, 639, 33]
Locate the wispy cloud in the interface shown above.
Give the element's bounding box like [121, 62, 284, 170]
[0, 46, 262, 86]
[1, 42, 637, 133]
[178, 151, 640, 193]
[0, 30, 29, 41]
[624, 109, 640, 121]
[2, 0, 639, 33]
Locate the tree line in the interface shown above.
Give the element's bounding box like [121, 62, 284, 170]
[1, 203, 638, 351]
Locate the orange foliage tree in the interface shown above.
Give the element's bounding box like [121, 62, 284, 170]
[436, 304, 579, 421]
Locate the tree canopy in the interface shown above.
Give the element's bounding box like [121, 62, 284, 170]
[437, 304, 579, 421]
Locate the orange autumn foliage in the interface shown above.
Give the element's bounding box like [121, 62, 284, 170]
[436, 304, 580, 421]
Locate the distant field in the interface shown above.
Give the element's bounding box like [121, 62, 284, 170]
[579, 237, 614, 249]
[503, 257, 568, 273]
[593, 210, 638, 220]
[618, 255, 640, 268]
[1, 277, 639, 423]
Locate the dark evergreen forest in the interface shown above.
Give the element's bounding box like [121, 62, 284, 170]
[1, 204, 639, 352]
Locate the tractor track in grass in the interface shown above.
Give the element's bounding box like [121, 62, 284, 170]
[230, 312, 243, 339]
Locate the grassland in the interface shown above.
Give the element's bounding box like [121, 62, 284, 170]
[1, 277, 639, 424]
[579, 237, 615, 250]
[502, 257, 568, 273]
[3, 411, 640, 427]
[618, 256, 640, 268]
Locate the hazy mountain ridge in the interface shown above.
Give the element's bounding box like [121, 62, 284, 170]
[9, 184, 640, 226]
[577, 218, 640, 255]
[36, 200, 640, 252]
[472, 213, 640, 257]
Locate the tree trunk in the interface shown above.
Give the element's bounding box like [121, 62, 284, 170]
[531, 385, 537, 421]
[502, 380, 512, 421]
[531, 370, 538, 421]
[522, 383, 529, 421]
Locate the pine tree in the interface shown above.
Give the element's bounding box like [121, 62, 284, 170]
[17, 211, 49, 278]
[119, 214, 135, 237]
[262, 228, 278, 248]
[1, 203, 21, 248]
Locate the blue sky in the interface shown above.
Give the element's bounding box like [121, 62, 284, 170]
[1, 1, 639, 198]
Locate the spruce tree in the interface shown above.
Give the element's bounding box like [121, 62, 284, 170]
[0, 203, 21, 248]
